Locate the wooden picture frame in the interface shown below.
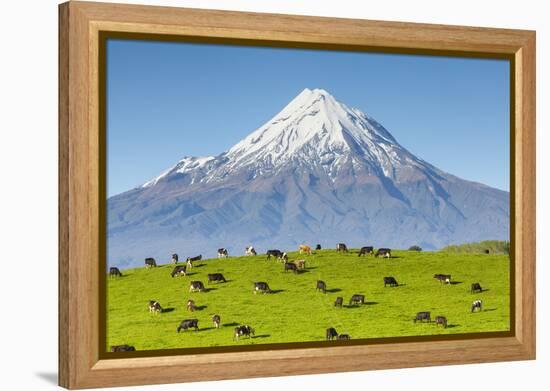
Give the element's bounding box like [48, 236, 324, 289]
[59, 1, 536, 388]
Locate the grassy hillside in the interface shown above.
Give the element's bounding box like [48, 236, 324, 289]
[107, 250, 510, 351]
[441, 240, 510, 254]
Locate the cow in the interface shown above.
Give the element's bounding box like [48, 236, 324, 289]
[187, 299, 196, 312]
[358, 246, 374, 256]
[315, 244, 322, 250]
[212, 314, 221, 329]
[208, 273, 227, 283]
[189, 281, 205, 292]
[435, 316, 448, 328]
[177, 319, 199, 332]
[110, 345, 135, 352]
[234, 325, 255, 340]
[414, 312, 431, 323]
[109, 267, 122, 278]
[383, 276, 399, 287]
[295, 260, 306, 269]
[145, 257, 157, 268]
[186, 255, 202, 268]
[217, 248, 228, 258]
[375, 248, 392, 258]
[336, 243, 348, 253]
[245, 246, 257, 256]
[171, 265, 186, 277]
[349, 294, 365, 305]
[299, 245, 312, 255]
[471, 282, 483, 293]
[337, 334, 351, 340]
[254, 282, 272, 294]
[280, 252, 289, 262]
[171, 253, 179, 264]
[334, 297, 343, 307]
[148, 300, 162, 314]
[434, 274, 452, 284]
[326, 327, 338, 341]
[266, 249, 283, 260]
[284, 262, 298, 274]
[316, 280, 327, 294]
[471, 300, 483, 312]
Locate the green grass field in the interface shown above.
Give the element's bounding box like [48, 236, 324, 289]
[107, 250, 510, 350]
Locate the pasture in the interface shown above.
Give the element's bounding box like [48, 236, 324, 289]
[107, 249, 510, 350]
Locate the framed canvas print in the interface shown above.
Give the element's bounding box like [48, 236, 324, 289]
[58, 1, 536, 389]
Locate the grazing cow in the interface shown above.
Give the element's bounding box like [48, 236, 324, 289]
[414, 312, 431, 323]
[171, 253, 179, 264]
[334, 297, 343, 308]
[171, 265, 186, 277]
[435, 316, 448, 328]
[110, 345, 135, 352]
[245, 246, 257, 256]
[471, 282, 483, 293]
[358, 246, 374, 256]
[217, 248, 228, 258]
[316, 280, 327, 294]
[109, 267, 122, 278]
[349, 294, 365, 305]
[375, 248, 392, 258]
[315, 244, 322, 250]
[189, 281, 205, 292]
[212, 314, 221, 329]
[284, 262, 298, 274]
[234, 325, 255, 340]
[187, 299, 196, 312]
[295, 260, 306, 269]
[254, 282, 272, 294]
[336, 243, 348, 253]
[326, 327, 338, 341]
[280, 252, 289, 262]
[299, 245, 312, 255]
[177, 319, 199, 332]
[266, 249, 283, 260]
[434, 274, 452, 284]
[337, 334, 351, 340]
[383, 276, 399, 287]
[148, 300, 162, 314]
[471, 300, 483, 312]
[208, 273, 227, 283]
[145, 257, 157, 268]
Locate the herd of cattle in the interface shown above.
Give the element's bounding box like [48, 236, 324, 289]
[108, 243, 488, 352]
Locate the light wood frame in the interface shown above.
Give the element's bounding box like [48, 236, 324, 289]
[59, 1, 536, 389]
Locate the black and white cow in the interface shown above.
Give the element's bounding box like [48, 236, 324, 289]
[217, 248, 228, 258]
[253, 282, 272, 294]
[471, 300, 483, 312]
[212, 314, 221, 329]
[110, 344, 135, 352]
[148, 300, 162, 314]
[234, 325, 255, 340]
[266, 249, 283, 260]
[434, 274, 452, 284]
[375, 248, 392, 258]
[383, 276, 399, 287]
[349, 294, 365, 305]
[471, 282, 483, 293]
[171, 253, 179, 264]
[177, 319, 199, 332]
[109, 267, 122, 278]
[337, 334, 351, 340]
[171, 265, 186, 277]
[189, 281, 205, 292]
[435, 316, 448, 328]
[316, 280, 327, 294]
[326, 327, 338, 340]
[284, 262, 298, 274]
[358, 246, 374, 256]
[315, 244, 322, 251]
[245, 246, 257, 256]
[336, 243, 348, 253]
[334, 297, 343, 307]
[186, 255, 202, 268]
[187, 299, 196, 312]
[414, 312, 431, 323]
[145, 257, 157, 268]
[208, 273, 226, 283]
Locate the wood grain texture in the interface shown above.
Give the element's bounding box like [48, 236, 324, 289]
[58, 1, 536, 388]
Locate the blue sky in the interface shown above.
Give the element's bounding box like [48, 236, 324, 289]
[107, 39, 510, 197]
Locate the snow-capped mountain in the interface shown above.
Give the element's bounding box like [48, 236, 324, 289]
[108, 88, 509, 268]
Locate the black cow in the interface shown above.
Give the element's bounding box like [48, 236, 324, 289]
[187, 255, 202, 263]
[266, 249, 283, 260]
[254, 282, 272, 294]
[384, 276, 399, 287]
[171, 253, 179, 264]
[171, 265, 186, 277]
[471, 300, 483, 312]
[434, 274, 452, 284]
[414, 312, 431, 323]
[217, 248, 228, 258]
[208, 273, 227, 283]
[349, 294, 365, 305]
[435, 316, 448, 328]
[334, 297, 343, 307]
[471, 282, 483, 293]
[375, 248, 392, 258]
[145, 257, 157, 268]
[358, 246, 374, 256]
[316, 280, 327, 294]
[189, 281, 205, 292]
[326, 327, 338, 340]
[234, 325, 255, 340]
[177, 319, 199, 332]
[315, 244, 322, 250]
[337, 334, 351, 340]
[109, 267, 122, 278]
[284, 262, 298, 273]
[336, 243, 348, 253]
[148, 300, 162, 313]
[212, 314, 221, 329]
[110, 345, 135, 352]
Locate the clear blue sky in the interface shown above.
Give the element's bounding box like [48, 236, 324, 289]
[107, 39, 510, 197]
